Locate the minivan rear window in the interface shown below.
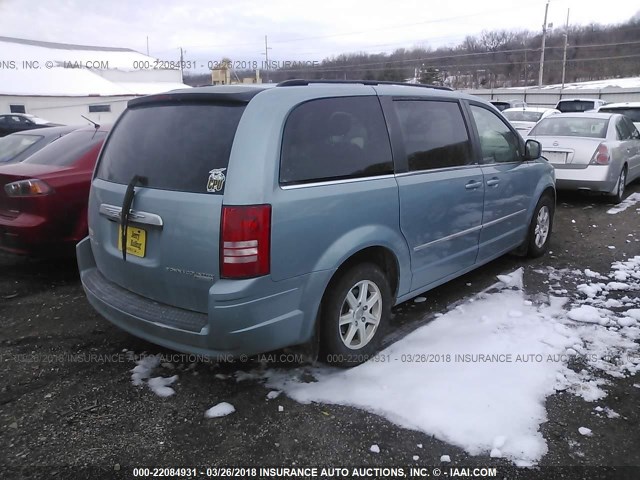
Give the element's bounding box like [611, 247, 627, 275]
[96, 103, 245, 193]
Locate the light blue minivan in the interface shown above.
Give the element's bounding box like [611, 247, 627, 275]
[77, 80, 555, 367]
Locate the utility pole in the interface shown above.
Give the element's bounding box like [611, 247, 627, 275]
[561, 9, 570, 89]
[538, 0, 550, 87]
[524, 46, 527, 86]
[263, 35, 272, 83]
[180, 47, 184, 83]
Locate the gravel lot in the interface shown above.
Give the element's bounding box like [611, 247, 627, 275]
[1, 184, 639, 480]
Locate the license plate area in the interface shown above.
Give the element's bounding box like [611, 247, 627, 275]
[543, 151, 568, 164]
[117, 225, 147, 258]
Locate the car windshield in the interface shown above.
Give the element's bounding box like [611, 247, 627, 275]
[599, 107, 640, 123]
[529, 117, 609, 138]
[0, 134, 42, 162]
[503, 111, 543, 122]
[24, 115, 51, 125]
[23, 129, 107, 166]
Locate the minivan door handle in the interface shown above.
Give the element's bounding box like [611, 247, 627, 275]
[486, 178, 500, 187]
[465, 180, 482, 190]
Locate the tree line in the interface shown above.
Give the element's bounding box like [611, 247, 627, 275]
[185, 12, 640, 88]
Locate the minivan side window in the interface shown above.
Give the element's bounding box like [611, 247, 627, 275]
[280, 97, 393, 185]
[393, 100, 473, 171]
[470, 105, 520, 164]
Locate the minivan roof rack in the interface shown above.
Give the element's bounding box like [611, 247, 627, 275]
[276, 79, 453, 91]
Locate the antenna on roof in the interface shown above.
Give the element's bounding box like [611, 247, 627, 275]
[81, 115, 100, 129]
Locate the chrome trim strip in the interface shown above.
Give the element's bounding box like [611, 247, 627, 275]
[481, 208, 526, 228]
[395, 165, 481, 178]
[99, 204, 164, 227]
[414, 224, 482, 251]
[413, 208, 527, 252]
[280, 174, 396, 190]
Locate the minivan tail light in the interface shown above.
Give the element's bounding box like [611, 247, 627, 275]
[221, 205, 271, 279]
[590, 144, 610, 165]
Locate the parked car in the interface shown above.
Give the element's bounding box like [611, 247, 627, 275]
[527, 112, 640, 203]
[77, 80, 554, 367]
[597, 102, 640, 130]
[0, 124, 110, 255]
[0, 113, 62, 137]
[0, 126, 79, 164]
[490, 99, 527, 112]
[502, 107, 560, 136]
[554, 98, 607, 113]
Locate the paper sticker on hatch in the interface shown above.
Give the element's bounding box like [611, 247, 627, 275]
[118, 225, 147, 258]
[207, 168, 226, 193]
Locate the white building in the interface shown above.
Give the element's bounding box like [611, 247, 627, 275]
[0, 36, 191, 125]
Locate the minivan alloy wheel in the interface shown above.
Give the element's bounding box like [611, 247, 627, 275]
[339, 280, 382, 349]
[534, 206, 550, 249]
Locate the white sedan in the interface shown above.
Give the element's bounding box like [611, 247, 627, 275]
[502, 107, 559, 136]
[527, 112, 640, 203]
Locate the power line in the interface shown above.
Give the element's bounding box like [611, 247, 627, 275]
[274, 39, 640, 72]
[274, 52, 640, 73]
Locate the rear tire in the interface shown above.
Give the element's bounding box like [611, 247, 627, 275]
[610, 166, 627, 205]
[524, 195, 554, 258]
[319, 263, 391, 368]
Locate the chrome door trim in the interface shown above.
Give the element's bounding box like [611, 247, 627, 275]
[481, 208, 526, 228]
[413, 208, 527, 252]
[99, 204, 164, 227]
[280, 174, 396, 190]
[414, 224, 482, 252]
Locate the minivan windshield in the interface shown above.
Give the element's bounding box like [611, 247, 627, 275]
[96, 103, 246, 193]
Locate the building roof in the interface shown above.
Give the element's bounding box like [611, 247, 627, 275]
[0, 67, 188, 97]
[0, 36, 190, 97]
[0, 35, 174, 71]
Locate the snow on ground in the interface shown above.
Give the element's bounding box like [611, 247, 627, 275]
[607, 193, 640, 215]
[205, 402, 236, 418]
[147, 376, 178, 398]
[262, 259, 640, 466]
[130, 354, 179, 397]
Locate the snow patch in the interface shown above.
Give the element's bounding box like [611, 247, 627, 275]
[205, 402, 236, 418]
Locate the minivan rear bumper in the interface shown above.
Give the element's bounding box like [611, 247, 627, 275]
[77, 237, 331, 358]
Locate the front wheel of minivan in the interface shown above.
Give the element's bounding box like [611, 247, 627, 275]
[525, 195, 554, 258]
[320, 263, 392, 368]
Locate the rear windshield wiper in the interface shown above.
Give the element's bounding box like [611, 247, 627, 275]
[121, 175, 147, 262]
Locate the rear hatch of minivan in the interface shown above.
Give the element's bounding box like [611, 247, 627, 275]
[89, 93, 250, 313]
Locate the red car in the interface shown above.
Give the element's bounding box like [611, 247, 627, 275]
[0, 124, 110, 255]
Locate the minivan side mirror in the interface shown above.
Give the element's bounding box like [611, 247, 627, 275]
[524, 139, 542, 160]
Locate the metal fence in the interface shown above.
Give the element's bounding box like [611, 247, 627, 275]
[461, 87, 640, 107]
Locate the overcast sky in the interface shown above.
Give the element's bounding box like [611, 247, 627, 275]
[1, 0, 638, 69]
